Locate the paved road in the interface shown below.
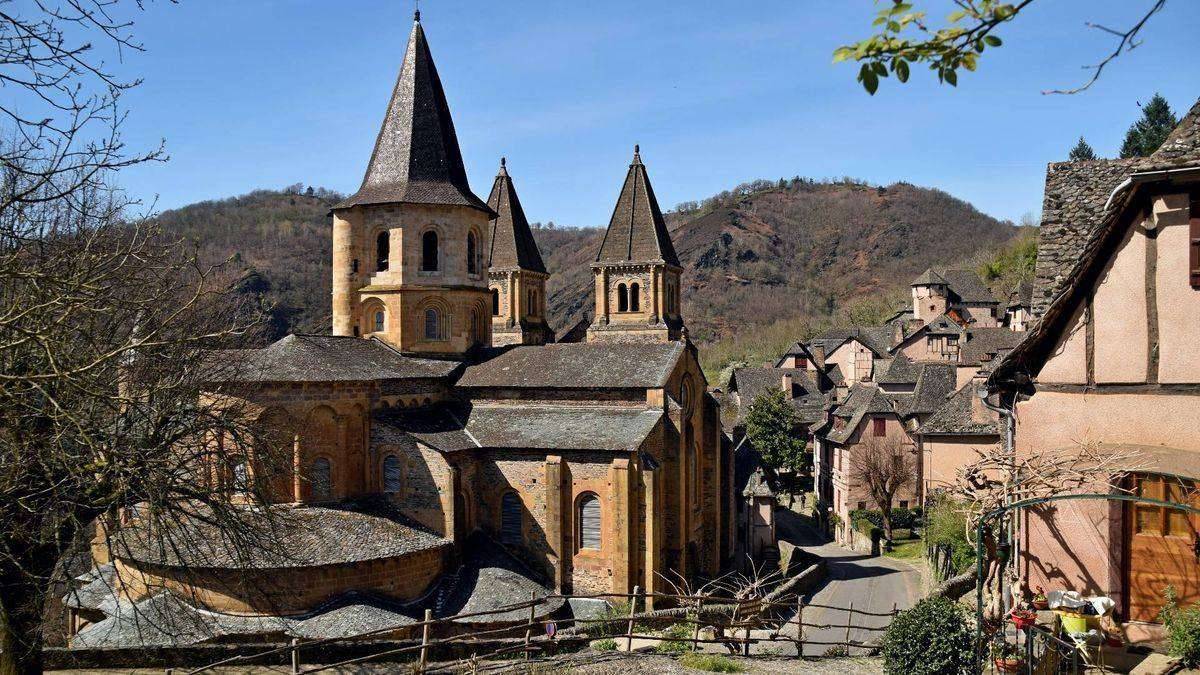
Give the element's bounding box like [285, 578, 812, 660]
[772, 512, 921, 657]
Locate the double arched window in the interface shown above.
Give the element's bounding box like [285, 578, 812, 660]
[382, 455, 401, 494]
[617, 283, 628, 312]
[421, 231, 439, 272]
[615, 282, 639, 313]
[376, 232, 390, 272]
[578, 493, 601, 550]
[629, 283, 640, 312]
[467, 231, 479, 275]
[501, 492, 522, 544]
[311, 457, 332, 501]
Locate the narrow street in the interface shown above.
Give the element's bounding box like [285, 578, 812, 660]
[773, 512, 922, 657]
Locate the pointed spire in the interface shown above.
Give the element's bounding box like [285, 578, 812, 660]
[335, 18, 489, 213]
[486, 159, 547, 273]
[594, 145, 681, 267]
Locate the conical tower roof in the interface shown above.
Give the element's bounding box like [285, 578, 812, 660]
[594, 146, 681, 267]
[486, 158, 546, 273]
[335, 13, 489, 213]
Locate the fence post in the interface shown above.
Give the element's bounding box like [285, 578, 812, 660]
[419, 607, 432, 672]
[625, 585, 640, 652]
[692, 596, 703, 652]
[795, 597, 804, 658]
[290, 637, 299, 675]
[524, 589, 537, 660]
[844, 601, 854, 655]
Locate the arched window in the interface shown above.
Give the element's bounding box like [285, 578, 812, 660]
[617, 283, 628, 312]
[467, 231, 478, 275]
[491, 288, 500, 316]
[469, 309, 478, 345]
[424, 308, 443, 340]
[373, 310, 385, 333]
[578, 494, 601, 550]
[421, 231, 439, 272]
[629, 283, 640, 312]
[382, 455, 401, 494]
[232, 461, 250, 493]
[311, 457, 332, 501]
[376, 231, 390, 272]
[501, 492, 522, 544]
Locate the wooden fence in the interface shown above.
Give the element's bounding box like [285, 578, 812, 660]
[176, 583, 901, 674]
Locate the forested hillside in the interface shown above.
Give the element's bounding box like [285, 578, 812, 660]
[158, 178, 1022, 378]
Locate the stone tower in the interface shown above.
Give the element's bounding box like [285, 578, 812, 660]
[330, 12, 493, 357]
[486, 159, 552, 346]
[588, 146, 684, 343]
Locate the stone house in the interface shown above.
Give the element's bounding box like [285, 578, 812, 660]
[986, 100, 1200, 631]
[64, 13, 731, 648]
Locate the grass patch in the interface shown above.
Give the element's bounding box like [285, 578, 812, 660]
[655, 621, 693, 654]
[678, 653, 742, 672]
[885, 538, 923, 560]
[592, 638, 617, 651]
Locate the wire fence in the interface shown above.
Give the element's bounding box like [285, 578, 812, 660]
[174, 585, 902, 674]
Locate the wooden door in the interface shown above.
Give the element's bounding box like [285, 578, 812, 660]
[1126, 474, 1200, 621]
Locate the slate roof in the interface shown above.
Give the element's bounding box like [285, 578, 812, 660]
[902, 363, 957, 416]
[486, 159, 546, 273]
[374, 403, 664, 452]
[728, 367, 827, 425]
[809, 325, 894, 357]
[63, 563, 120, 615]
[436, 534, 564, 624]
[594, 146, 681, 267]
[917, 383, 999, 436]
[1007, 280, 1033, 309]
[70, 590, 420, 648]
[458, 342, 685, 389]
[334, 16, 489, 213]
[993, 100, 1200, 383]
[826, 384, 895, 444]
[958, 327, 1024, 367]
[208, 335, 460, 383]
[116, 504, 449, 569]
[911, 268, 998, 304]
[874, 356, 920, 385]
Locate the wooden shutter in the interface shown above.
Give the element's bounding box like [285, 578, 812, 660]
[579, 495, 601, 550]
[1191, 199, 1200, 288]
[501, 493, 522, 544]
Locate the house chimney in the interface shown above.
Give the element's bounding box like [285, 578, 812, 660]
[781, 373, 793, 396]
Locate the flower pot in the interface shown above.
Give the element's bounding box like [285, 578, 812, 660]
[1032, 599, 1049, 610]
[1010, 611, 1037, 630]
[1056, 610, 1090, 634]
[993, 657, 1024, 673]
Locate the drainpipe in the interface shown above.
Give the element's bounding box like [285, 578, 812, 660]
[977, 383, 1017, 615]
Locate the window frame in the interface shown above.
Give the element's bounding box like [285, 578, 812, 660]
[382, 455, 402, 494]
[420, 230, 440, 273]
[311, 456, 333, 501]
[577, 492, 602, 551]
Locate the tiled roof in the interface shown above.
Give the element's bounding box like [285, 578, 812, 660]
[116, 504, 449, 569]
[458, 342, 684, 389]
[334, 17, 489, 213]
[207, 335, 460, 383]
[374, 403, 664, 452]
[911, 268, 998, 304]
[1031, 158, 1139, 316]
[993, 100, 1200, 384]
[729, 367, 828, 425]
[826, 384, 895, 444]
[904, 363, 957, 416]
[594, 147, 681, 267]
[1007, 280, 1033, 308]
[874, 356, 920, 385]
[917, 383, 999, 436]
[436, 534, 563, 623]
[486, 159, 546, 273]
[958, 327, 1024, 367]
[63, 563, 120, 615]
[810, 325, 894, 357]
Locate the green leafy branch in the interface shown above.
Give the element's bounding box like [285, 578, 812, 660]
[833, 0, 1031, 94]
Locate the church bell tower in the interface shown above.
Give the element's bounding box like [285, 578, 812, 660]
[329, 12, 493, 357]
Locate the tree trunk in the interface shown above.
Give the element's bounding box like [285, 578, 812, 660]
[880, 506, 894, 542]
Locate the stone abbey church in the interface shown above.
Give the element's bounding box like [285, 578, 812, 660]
[65, 14, 729, 647]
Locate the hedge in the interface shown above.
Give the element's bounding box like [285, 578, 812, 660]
[849, 507, 922, 533]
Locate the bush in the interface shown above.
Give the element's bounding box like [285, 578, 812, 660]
[881, 596, 974, 675]
[593, 638, 617, 652]
[588, 601, 634, 638]
[849, 507, 921, 533]
[678, 653, 742, 672]
[655, 621, 692, 654]
[924, 497, 974, 574]
[1162, 587, 1200, 666]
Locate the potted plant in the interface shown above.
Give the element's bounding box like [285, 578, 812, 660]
[1010, 608, 1037, 630]
[1031, 587, 1049, 611]
[990, 641, 1024, 673]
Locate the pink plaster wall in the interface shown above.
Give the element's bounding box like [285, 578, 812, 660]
[1036, 304, 1087, 384]
[1094, 223, 1148, 384]
[1154, 196, 1200, 383]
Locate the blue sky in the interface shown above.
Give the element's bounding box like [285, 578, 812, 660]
[105, 1, 1199, 226]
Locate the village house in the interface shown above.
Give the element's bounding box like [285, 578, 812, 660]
[62, 13, 731, 648]
[987, 100, 1200, 633]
